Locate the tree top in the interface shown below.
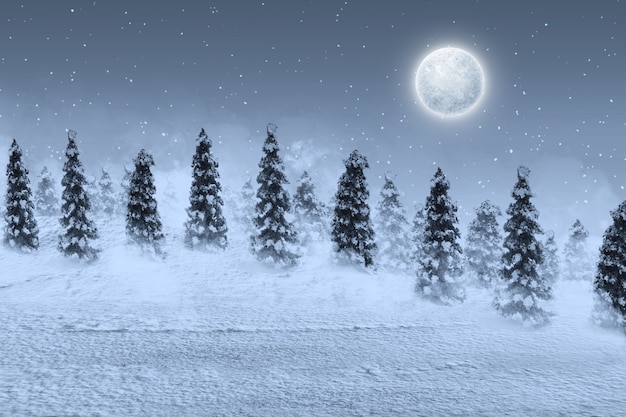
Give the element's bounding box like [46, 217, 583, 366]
[267, 122, 278, 136]
[517, 165, 530, 180]
[477, 200, 502, 216]
[135, 149, 155, 166]
[346, 149, 369, 169]
[384, 171, 397, 182]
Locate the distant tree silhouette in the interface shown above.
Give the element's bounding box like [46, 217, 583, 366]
[465, 200, 503, 288]
[374, 173, 411, 271]
[34, 166, 59, 215]
[411, 203, 426, 266]
[85, 174, 101, 214]
[540, 231, 560, 287]
[293, 170, 327, 243]
[98, 168, 116, 216]
[563, 219, 594, 280]
[117, 163, 132, 214]
[236, 177, 256, 234]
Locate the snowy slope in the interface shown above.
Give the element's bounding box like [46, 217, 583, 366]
[1, 188, 626, 416]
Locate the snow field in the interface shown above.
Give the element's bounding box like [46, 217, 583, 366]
[1, 186, 625, 415]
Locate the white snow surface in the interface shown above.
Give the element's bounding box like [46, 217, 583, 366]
[2, 214, 626, 416]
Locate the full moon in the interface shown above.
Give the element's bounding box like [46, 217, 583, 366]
[415, 47, 485, 117]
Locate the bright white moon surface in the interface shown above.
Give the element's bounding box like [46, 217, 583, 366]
[415, 47, 485, 117]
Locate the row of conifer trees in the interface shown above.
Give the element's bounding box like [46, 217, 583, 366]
[3, 125, 626, 331]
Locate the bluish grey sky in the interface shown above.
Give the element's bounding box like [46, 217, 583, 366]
[0, 0, 625, 238]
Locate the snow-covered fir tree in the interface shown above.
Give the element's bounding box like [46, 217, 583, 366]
[117, 163, 132, 214]
[250, 123, 299, 266]
[34, 166, 59, 215]
[464, 200, 502, 288]
[374, 172, 411, 271]
[495, 166, 552, 326]
[331, 149, 376, 268]
[236, 177, 256, 234]
[293, 170, 327, 242]
[592, 201, 626, 330]
[540, 231, 560, 287]
[58, 130, 99, 260]
[85, 175, 101, 214]
[4, 139, 39, 251]
[184, 128, 227, 250]
[563, 219, 594, 281]
[126, 149, 164, 255]
[98, 168, 116, 216]
[415, 167, 465, 304]
[411, 203, 426, 266]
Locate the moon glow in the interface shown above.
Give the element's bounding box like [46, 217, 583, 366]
[415, 47, 485, 117]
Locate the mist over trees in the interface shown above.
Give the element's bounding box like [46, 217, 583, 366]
[2, 125, 624, 333]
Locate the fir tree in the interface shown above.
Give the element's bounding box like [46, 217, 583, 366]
[331, 149, 376, 268]
[464, 200, 503, 288]
[374, 172, 411, 271]
[34, 166, 59, 215]
[86, 175, 101, 214]
[415, 167, 465, 304]
[58, 130, 99, 260]
[4, 139, 39, 251]
[592, 201, 626, 330]
[236, 177, 256, 234]
[411, 203, 426, 266]
[126, 149, 164, 254]
[250, 123, 299, 265]
[540, 231, 560, 287]
[563, 219, 594, 281]
[98, 168, 116, 216]
[293, 170, 327, 242]
[184, 128, 228, 249]
[495, 166, 552, 325]
[117, 163, 132, 214]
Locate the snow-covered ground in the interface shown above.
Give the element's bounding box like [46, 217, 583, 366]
[1, 212, 626, 416]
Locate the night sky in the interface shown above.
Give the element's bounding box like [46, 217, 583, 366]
[1, 0, 625, 238]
